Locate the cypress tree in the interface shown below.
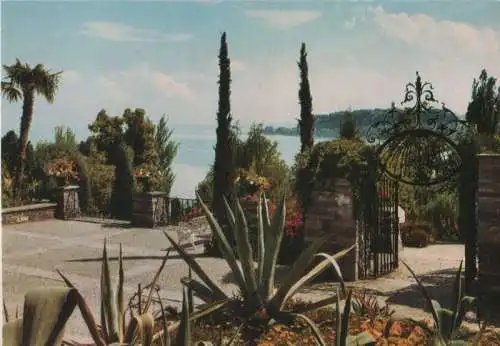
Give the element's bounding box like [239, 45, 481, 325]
[297, 43, 314, 153]
[110, 143, 134, 220]
[339, 109, 358, 139]
[213, 32, 234, 238]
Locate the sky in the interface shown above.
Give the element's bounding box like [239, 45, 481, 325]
[2, 0, 500, 143]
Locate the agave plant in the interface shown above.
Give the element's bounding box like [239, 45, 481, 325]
[335, 289, 377, 346]
[394, 260, 486, 346]
[164, 193, 355, 344]
[56, 239, 171, 346]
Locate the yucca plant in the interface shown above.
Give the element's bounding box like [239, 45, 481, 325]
[164, 193, 355, 344]
[335, 289, 377, 346]
[394, 260, 485, 346]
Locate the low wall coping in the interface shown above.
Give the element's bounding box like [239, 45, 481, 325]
[2, 202, 57, 214]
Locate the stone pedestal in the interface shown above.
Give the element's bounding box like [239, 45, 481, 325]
[131, 192, 168, 228]
[477, 154, 500, 315]
[304, 178, 358, 281]
[55, 185, 81, 219]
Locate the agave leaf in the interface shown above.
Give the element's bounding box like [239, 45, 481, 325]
[437, 307, 454, 341]
[261, 192, 272, 233]
[284, 312, 326, 346]
[234, 199, 260, 306]
[260, 195, 286, 300]
[269, 234, 334, 311]
[197, 194, 247, 292]
[143, 249, 170, 314]
[293, 295, 341, 315]
[401, 260, 442, 332]
[177, 288, 191, 346]
[124, 313, 139, 344]
[3, 319, 22, 346]
[451, 260, 463, 339]
[101, 239, 119, 342]
[336, 288, 342, 346]
[163, 231, 227, 301]
[181, 277, 218, 304]
[56, 269, 76, 289]
[456, 296, 476, 332]
[116, 244, 125, 343]
[4, 300, 10, 323]
[280, 246, 354, 307]
[340, 290, 353, 345]
[256, 193, 266, 283]
[20, 287, 105, 346]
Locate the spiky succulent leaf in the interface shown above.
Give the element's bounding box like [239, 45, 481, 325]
[197, 193, 247, 291]
[234, 199, 260, 306]
[269, 234, 334, 311]
[101, 239, 119, 342]
[256, 193, 266, 283]
[336, 288, 342, 346]
[163, 231, 227, 301]
[280, 246, 354, 307]
[260, 195, 286, 300]
[340, 290, 353, 345]
[284, 312, 326, 346]
[2, 319, 22, 346]
[451, 260, 463, 339]
[177, 288, 191, 346]
[116, 244, 124, 342]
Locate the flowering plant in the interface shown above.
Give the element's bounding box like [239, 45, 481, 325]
[284, 210, 304, 238]
[234, 170, 272, 197]
[134, 167, 161, 192]
[47, 158, 79, 186]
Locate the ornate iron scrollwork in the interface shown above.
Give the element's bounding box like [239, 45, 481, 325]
[364, 71, 472, 186]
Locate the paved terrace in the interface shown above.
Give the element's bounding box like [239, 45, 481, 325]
[2, 219, 468, 343]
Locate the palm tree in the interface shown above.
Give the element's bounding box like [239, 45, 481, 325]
[1, 59, 62, 198]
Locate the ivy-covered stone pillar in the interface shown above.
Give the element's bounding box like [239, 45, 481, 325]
[55, 185, 81, 219]
[477, 154, 500, 316]
[304, 178, 358, 281]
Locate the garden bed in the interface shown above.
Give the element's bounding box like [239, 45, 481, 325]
[2, 202, 57, 225]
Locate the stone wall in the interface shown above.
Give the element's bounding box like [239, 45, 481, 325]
[477, 154, 500, 314]
[304, 178, 358, 281]
[2, 203, 57, 225]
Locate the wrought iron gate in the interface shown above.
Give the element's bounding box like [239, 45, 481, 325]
[357, 164, 400, 279]
[357, 71, 475, 280]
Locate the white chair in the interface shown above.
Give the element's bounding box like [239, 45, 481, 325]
[177, 227, 198, 251]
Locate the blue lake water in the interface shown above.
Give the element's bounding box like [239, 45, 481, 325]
[170, 134, 334, 198]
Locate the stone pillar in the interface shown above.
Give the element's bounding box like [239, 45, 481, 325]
[477, 154, 500, 315]
[55, 185, 81, 219]
[132, 192, 168, 228]
[304, 178, 358, 281]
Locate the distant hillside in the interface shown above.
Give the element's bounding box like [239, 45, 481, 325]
[262, 108, 462, 137]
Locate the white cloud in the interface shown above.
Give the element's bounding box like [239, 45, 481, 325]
[245, 10, 322, 29]
[153, 72, 194, 99]
[80, 21, 193, 42]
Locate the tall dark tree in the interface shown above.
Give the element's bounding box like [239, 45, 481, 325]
[212, 32, 234, 229]
[339, 108, 357, 139]
[1, 59, 62, 198]
[466, 69, 500, 136]
[297, 43, 314, 153]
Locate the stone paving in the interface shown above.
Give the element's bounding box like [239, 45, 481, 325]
[2, 219, 470, 342]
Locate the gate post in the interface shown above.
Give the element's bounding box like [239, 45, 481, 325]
[304, 178, 358, 281]
[477, 154, 500, 317]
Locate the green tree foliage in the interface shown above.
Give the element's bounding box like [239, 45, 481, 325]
[122, 108, 158, 166]
[154, 115, 179, 195]
[213, 32, 235, 228]
[1, 59, 62, 198]
[88, 109, 125, 162]
[2, 130, 20, 178]
[297, 43, 314, 152]
[466, 69, 500, 136]
[339, 109, 358, 139]
[198, 123, 291, 203]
